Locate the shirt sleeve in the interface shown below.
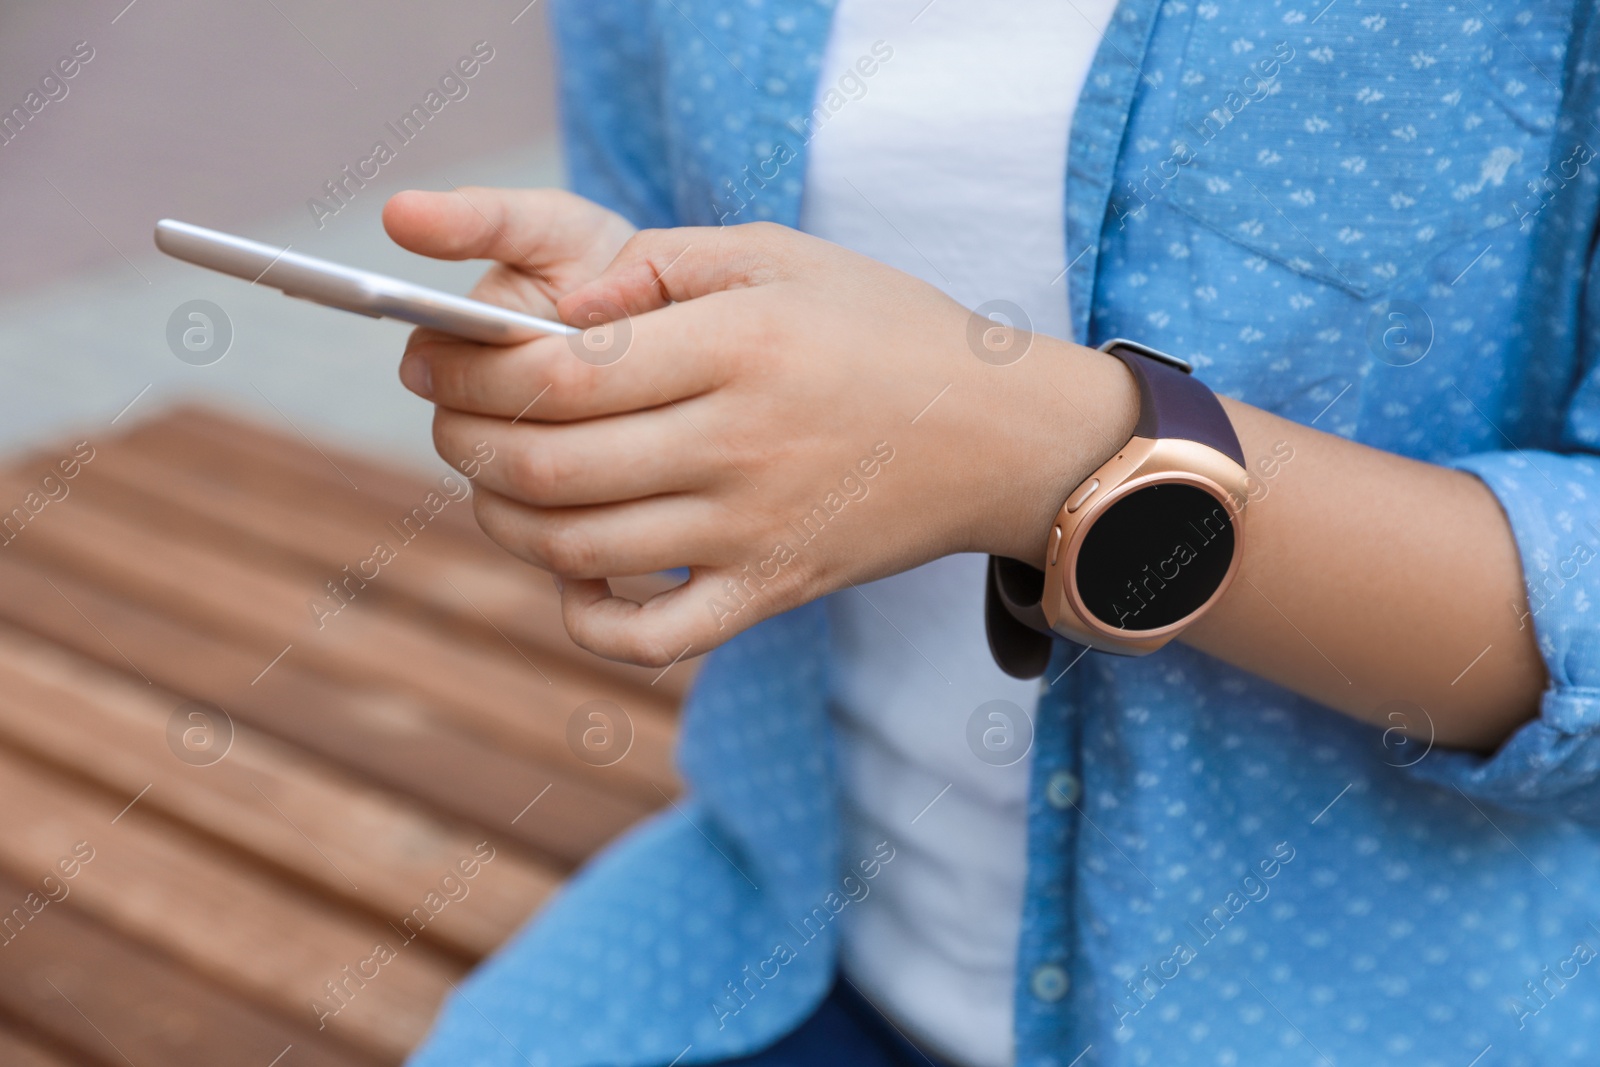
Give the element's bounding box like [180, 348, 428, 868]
[550, 0, 678, 228]
[1406, 228, 1600, 824]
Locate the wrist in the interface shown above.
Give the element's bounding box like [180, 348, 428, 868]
[982, 338, 1139, 565]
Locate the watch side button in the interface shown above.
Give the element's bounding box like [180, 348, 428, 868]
[1048, 525, 1063, 566]
[1065, 478, 1100, 513]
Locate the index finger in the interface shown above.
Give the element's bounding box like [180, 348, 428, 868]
[403, 294, 736, 420]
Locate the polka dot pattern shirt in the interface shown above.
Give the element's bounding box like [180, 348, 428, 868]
[409, 1, 1600, 1064]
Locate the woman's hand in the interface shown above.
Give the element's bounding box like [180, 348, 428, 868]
[393, 208, 1546, 750]
[382, 186, 637, 396]
[409, 221, 1138, 666]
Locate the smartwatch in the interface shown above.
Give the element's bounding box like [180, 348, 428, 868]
[985, 338, 1250, 679]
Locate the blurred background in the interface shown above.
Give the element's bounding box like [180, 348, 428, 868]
[0, 6, 692, 1066]
[1, 0, 564, 467]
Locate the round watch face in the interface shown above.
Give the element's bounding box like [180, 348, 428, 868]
[1074, 482, 1236, 633]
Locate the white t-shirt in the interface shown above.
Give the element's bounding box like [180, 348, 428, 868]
[798, 2, 1118, 1065]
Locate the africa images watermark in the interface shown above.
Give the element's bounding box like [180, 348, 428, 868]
[307, 40, 496, 229]
[0, 439, 96, 547]
[1, 40, 95, 148]
[1109, 40, 1297, 230]
[705, 440, 896, 630]
[1511, 141, 1594, 232]
[1111, 841, 1297, 1030]
[308, 441, 495, 628]
[310, 842, 497, 1030]
[0, 841, 96, 948]
[712, 40, 895, 225]
[1102, 440, 1294, 631]
[710, 840, 897, 1030]
[1510, 515, 1600, 634]
[1508, 925, 1600, 1031]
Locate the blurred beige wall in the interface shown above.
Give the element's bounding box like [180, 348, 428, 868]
[0, 0, 567, 467]
[0, 0, 560, 292]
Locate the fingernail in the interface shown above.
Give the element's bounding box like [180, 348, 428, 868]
[400, 356, 432, 399]
[552, 574, 565, 593]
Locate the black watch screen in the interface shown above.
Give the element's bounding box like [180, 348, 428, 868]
[1074, 482, 1236, 632]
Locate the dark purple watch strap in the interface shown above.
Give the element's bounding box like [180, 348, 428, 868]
[1103, 341, 1245, 466]
[984, 339, 1243, 679]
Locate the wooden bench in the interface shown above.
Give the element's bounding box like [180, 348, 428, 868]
[0, 405, 690, 1065]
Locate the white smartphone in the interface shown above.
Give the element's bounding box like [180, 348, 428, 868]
[154, 218, 576, 344]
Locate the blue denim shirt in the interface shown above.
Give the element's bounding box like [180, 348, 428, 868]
[410, 2, 1600, 1064]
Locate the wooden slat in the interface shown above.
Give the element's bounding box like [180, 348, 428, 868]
[70, 439, 684, 744]
[134, 404, 494, 546]
[0, 744, 461, 1060]
[0, 871, 373, 1067]
[0, 553, 652, 866]
[90, 440, 608, 688]
[118, 413, 694, 699]
[0, 467, 680, 803]
[0, 620, 557, 958]
[116, 404, 697, 698]
[0, 405, 695, 1065]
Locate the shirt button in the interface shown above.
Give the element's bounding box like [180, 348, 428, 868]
[1031, 964, 1070, 1002]
[1046, 770, 1081, 809]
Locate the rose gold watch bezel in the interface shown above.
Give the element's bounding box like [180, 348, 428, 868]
[1041, 436, 1250, 656]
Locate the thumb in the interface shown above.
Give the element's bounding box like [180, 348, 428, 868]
[557, 223, 782, 322]
[382, 186, 628, 272]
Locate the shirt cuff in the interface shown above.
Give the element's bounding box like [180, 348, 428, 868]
[1404, 450, 1600, 822]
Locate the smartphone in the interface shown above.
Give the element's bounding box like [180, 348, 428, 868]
[154, 218, 576, 344]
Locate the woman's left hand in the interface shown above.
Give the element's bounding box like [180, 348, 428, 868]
[409, 222, 1135, 666]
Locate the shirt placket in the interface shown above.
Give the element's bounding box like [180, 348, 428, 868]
[1015, 1, 1166, 1063]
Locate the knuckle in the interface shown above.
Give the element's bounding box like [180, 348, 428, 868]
[506, 441, 561, 503]
[537, 521, 596, 576]
[404, 334, 448, 371]
[753, 552, 820, 614]
[618, 227, 688, 282]
[736, 303, 784, 355]
[414, 346, 486, 410]
[430, 408, 462, 459]
[428, 355, 465, 405]
[545, 187, 590, 216]
[787, 563, 829, 610]
[736, 221, 784, 259]
[470, 489, 497, 534]
[743, 220, 784, 242]
[619, 629, 675, 669]
[727, 223, 785, 283]
[457, 355, 509, 411]
[548, 348, 598, 398]
[620, 228, 662, 260]
[470, 488, 516, 551]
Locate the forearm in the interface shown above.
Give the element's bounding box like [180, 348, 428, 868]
[998, 338, 1545, 752]
[1184, 397, 1545, 751]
